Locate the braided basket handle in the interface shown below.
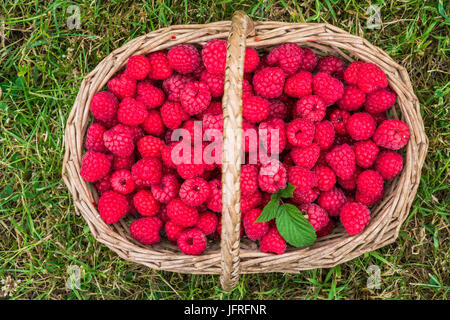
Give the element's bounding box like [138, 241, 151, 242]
[220, 11, 255, 292]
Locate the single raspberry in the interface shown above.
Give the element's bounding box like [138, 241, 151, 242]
[317, 56, 345, 79]
[258, 159, 287, 193]
[314, 120, 335, 150]
[259, 118, 287, 155]
[329, 108, 350, 135]
[97, 191, 128, 224]
[103, 125, 135, 157]
[260, 227, 286, 255]
[291, 187, 320, 204]
[253, 67, 286, 99]
[357, 170, 384, 199]
[340, 202, 371, 235]
[284, 71, 313, 98]
[241, 190, 262, 213]
[130, 216, 162, 245]
[312, 72, 344, 106]
[343, 61, 364, 85]
[112, 154, 135, 171]
[107, 73, 137, 100]
[295, 95, 326, 122]
[117, 97, 148, 126]
[202, 40, 227, 74]
[136, 81, 165, 110]
[244, 48, 260, 73]
[90, 91, 119, 121]
[147, 51, 173, 80]
[80, 151, 111, 182]
[141, 110, 165, 136]
[125, 55, 151, 80]
[179, 177, 211, 207]
[286, 118, 315, 147]
[177, 228, 207, 255]
[180, 81, 211, 115]
[167, 198, 199, 227]
[356, 63, 388, 93]
[266, 43, 304, 76]
[133, 189, 160, 216]
[206, 179, 222, 213]
[161, 142, 178, 169]
[316, 219, 335, 237]
[268, 100, 288, 119]
[346, 112, 376, 141]
[375, 150, 403, 180]
[317, 187, 347, 216]
[85, 123, 108, 153]
[162, 74, 194, 102]
[299, 203, 331, 232]
[326, 144, 356, 180]
[241, 165, 258, 196]
[151, 174, 179, 204]
[337, 85, 366, 111]
[195, 211, 218, 236]
[160, 101, 189, 129]
[157, 205, 169, 222]
[175, 145, 206, 179]
[131, 158, 162, 187]
[353, 140, 379, 168]
[110, 169, 135, 194]
[94, 173, 112, 195]
[243, 208, 270, 241]
[337, 166, 362, 190]
[180, 119, 202, 146]
[298, 47, 318, 72]
[203, 113, 223, 140]
[200, 70, 224, 97]
[288, 166, 317, 192]
[356, 189, 384, 206]
[314, 165, 336, 191]
[373, 119, 410, 150]
[365, 88, 396, 114]
[167, 44, 200, 74]
[290, 144, 320, 169]
[137, 135, 165, 158]
[243, 95, 270, 124]
[164, 220, 184, 243]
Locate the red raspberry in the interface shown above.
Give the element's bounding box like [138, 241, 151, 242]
[167, 44, 200, 74]
[243, 208, 270, 241]
[203, 113, 223, 140]
[295, 95, 326, 122]
[334, 134, 354, 146]
[95, 117, 119, 129]
[125, 55, 151, 80]
[260, 227, 286, 255]
[158, 205, 169, 222]
[196, 211, 218, 236]
[291, 187, 319, 204]
[267, 43, 303, 76]
[180, 81, 211, 115]
[317, 56, 345, 79]
[161, 143, 178, 169]
[346, 112, 376, 141]
[137, 135, 165, 158]
[97, 191, 128, 224]
[356, 189, 383, 206]
[357, 170, 384, 198]
[130, 216, 162, 245]
[353, 140, 379, 168]
[160, 101, 189, 129]
[340, 202, 371, 235]
[242, 79, 254, 98]
[298, 47, 318, 72]
[103, 125, 134, 157]
[373, 112, 387, 125]
[316, 219, 335, 237]
[299, 203, 331, 232]
[179, 177, 211, 206]
[131, 158, 162, 187]
[162, 74, 194, 102]
[107, 73, 136, 100]
[312, 72, 344, 106]
[112, 154, 135, 171]
[243, 95, 270, 124]
[290, 144, 320, 169]
[90, 91, 118, 121]
[180, 119, 202, 146]
[373, 119, 410, 150]
[344, 61, 364, 85]
[326, 144, 356, 180]
[244, 48, 260, 73]
[151, 174, 179, 204]
[147, 51, 173, 80]
[202, 40, 227, 74]
[329, 108, 350, 136]
[317, 187, 347, 216]
[288, 166, 317, 192]
[80, 151, 111, 182]
[258, 160, 287, 193]
[136, 81, 165, 110]
[314, 165, 336, 191]
[365, 88, 396, 114]
[141, 110, 165, 136]
[242, 121, 259, 153]
[268, 100, 288, 119]
[206, 179, 222, 213]
[337, 166, 362, 190]
[253, 67, 286, 99]
[337, 85, 366, 111]
[241, 165, 258, 196]
[164, 220, 184, 243]
[241, 190, 262, 214]
[314, 120, 335, 150]
[133, 189, 160, 216]
[177, 228, 207, 255]
[284, 71, 312, 98]
[85, 123, 108, 153]
[375, 150, 403, 180]
[128, 125, 144, 143]
[94, 174, 112, 195]
[110, 169, 135, 194]
[200, 71, 224, 97]
[357, 63, 388, 93]
[117, 97, 148, 126]
[286, 118, 315, 147]
[259, 118, 286, 155]
[167, 198, 199, 227]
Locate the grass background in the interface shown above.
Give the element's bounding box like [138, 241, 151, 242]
[0, 0, 448, 300]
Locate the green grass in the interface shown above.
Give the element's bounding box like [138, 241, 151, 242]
[0, 0, 448, 300]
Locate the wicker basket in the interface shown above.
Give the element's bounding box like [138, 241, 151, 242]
[62, 11, 428, 291]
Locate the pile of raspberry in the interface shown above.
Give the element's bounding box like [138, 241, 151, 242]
[80, 40, 410, 256]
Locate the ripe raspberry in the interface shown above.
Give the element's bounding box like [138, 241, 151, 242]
[259, 118, 287, 154]
[242, 121, 259, 153]
[284, 71, 313, 98]
[167, 44, 200, 74]
[356, 63, 388, 93]
[151, 174, 179, 204]
[130, 216, 162, 245]
[372, 112, 387, 125]
[94, 174, 112, 195]
[356, 189, 383, 206]
[298, 47, 318, 72]
[160, 101, 189, 129]
[243, 208, 270, 241]
[103, 125, 134, 157]
[80, 151, 111, 182]
[353, 140, 379, 168]
[244, 48, 260, 73]
[375, 150, 403, 180]
[317, 56, 345, 79]
[317, 187, 347, 216]
[356, 170, 384, 198]
[202, 40, 227, 74]
[340, 202, 371, 235]
[200, 70, 224, 97]
[329, 108, 350, 136]
[316, 219, 335, 237]
[177, 228, 207, 255]
[180, 81, 211, 115]
[268, 100, 288, 119]
[164, 220, 184, 243]
[314, 165, 336, 191]
[337, 85, 366, 111]
[291, 187, 320, 204]
[206, 179, 222, 213]
[133, 189, 160, 216]
[343, 61, 364, 85]
[110, 169, 135, 194]
[295, 95, 326, 122]
[242, 79, 254, 99]
[299, 203, 330, 232]
[195, 211, 218, 236]
[258, 160, 287, 193]
[240, 165, 258, 196]
[90, 91, 119, 121]
[243, 95, 270, 123]
[85, 123, 108, 152]
[373, 119, 410, 150]
[253, 67, 286, 99]
[175, 145, 205, 179]
[141, 110, 165, 136]
[107, 73, 137, 100]
[117, 98, 148, 126]
[286, 118, 315, 147]
[312, 72, 344, 106]
[337, 166, 362, 190]
[325, 144, 356, 180]
[125, 55, 151, 80]
[131, 158, 162, 187]
[112, 154, 135, 171]
[136, 81, 165, 110]
[167, 198, 199, 227]
[241, 190, 262, 213]
[137, 135, 165, 158]
[179, 177, 211, 206]
[290, 144, 320, 169]
[162, 74, 194, 102]
[288, 166, 317, 192]
[203, 113, 223, 140]
[266, 43, 304, 76]
[97, 191, 128, 224]
[365, 88, 396, 114]
[147, 51, 173, 80]
[346, 112, 376, 141]
[260, 227, 286, 255]
[314, 120, 335, 150]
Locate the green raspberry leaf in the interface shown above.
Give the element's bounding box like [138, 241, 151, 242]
[276, 203, 316, 247]
[256, 198, 279, 223]
[278, 183, 296, 199]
